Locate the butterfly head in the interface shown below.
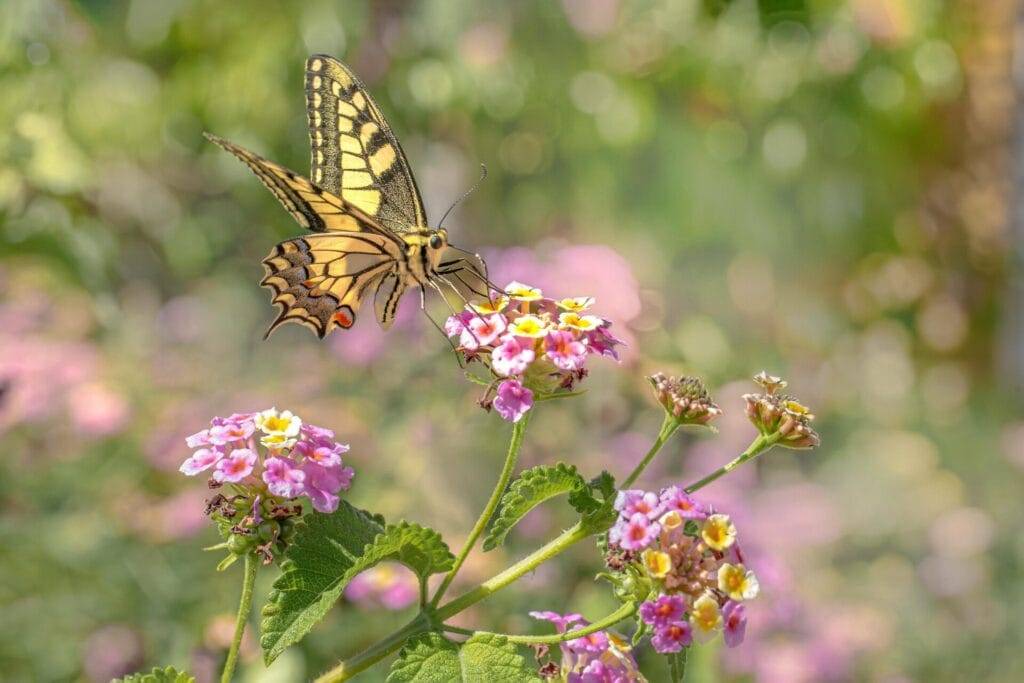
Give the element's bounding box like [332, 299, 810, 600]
[428, 229, 448, 251]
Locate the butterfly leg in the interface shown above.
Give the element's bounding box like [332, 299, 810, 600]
[419, 284, 464, 367]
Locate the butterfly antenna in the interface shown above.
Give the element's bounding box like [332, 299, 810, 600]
[438, 163, 487, 229]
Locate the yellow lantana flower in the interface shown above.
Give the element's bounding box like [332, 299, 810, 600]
[556, 296, 595, 312]
[507, 314, 550, 338]
[504, 281, 543, 302]
[690, 593, 722, 642]
[641, 549, 672, 579]
[717, 563, 760, 601]
[558, 312, 602, 331]
[701, 513, 737, 551]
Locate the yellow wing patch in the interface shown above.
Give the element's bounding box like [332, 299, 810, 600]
[305, 54, 427, 231]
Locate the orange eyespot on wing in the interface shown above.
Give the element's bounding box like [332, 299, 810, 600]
[260, 232, 400, 339]
[333, 306, 355, 329]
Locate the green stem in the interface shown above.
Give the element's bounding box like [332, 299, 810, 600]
[315, 614, 431, 683]
[436, 520, 590, 621]
[684, 432, 782, 493]
[669, 647, 688, 681]
[478, 601, 637, 644]
[431, 412, 531, 606]
[621, 414, 680, 489]
[220, 553, 258, 683]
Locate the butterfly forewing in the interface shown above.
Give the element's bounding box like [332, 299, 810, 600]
[305, 54, 427, 232]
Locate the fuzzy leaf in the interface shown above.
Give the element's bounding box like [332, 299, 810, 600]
[483, 463, 587, 551]
[387, 633, 540, 682]
[571, 470, 619, 533]
[115, 666, 195, 683]
[259, 502, 454, 664]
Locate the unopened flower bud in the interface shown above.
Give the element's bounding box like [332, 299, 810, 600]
[743, 375, 820, 449]
[648, 373, 722, 428]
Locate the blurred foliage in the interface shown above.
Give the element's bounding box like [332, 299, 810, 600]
[1, 0, 1022, 681]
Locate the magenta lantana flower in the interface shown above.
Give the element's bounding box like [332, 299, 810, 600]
[722, 601, 747, 647]
[651, 620, 693, 653]
[493, 379, 533, 422]
[213, 448, 257, 483]
[585, 324, 624, 360]
[179, 447, 223, 476]
[614, 489, 663, 520]
[659, 485, 707, 520]
[639, 595, 686, 627]
[263, 456, 306, 498]
[491, 335, 535, 377]
[544, 329, 588, 371]
[609, 512, 660, 551]
[528, 611, 584, 633]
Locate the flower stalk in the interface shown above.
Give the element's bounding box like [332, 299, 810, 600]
[220, 552, 258, 683]
[684, 431, 782, 493]
[431, 410, 532, 606]
[621, 413, 680, 489]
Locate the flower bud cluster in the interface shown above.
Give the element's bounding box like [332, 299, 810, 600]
[445, 281, 624, 422]
[743, 371, 820, 449]
[606, 486, 759, 652]
[648, 372, 722, 427]
[180, 408, 354, 565]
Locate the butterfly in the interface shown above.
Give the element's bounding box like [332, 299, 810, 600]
[206, 54, 490, 339]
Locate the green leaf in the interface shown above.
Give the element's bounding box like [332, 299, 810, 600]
[571, 470, 619, 533]
[259, 502, 454, 664]
[114, 666, 195, 683]
[387, 633, 541, 682]
[483, 463, 587, 551]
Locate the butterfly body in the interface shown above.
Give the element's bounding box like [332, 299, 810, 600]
[207, 54, 486, 339]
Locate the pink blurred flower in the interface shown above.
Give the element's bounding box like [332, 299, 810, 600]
[345, 564, 418, 611]
[493, 379, 533, 422]
[529, 610, 585, 632]
[67, 382, 130, 437]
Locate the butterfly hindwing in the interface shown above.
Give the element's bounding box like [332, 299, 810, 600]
[305, 54, 427, 232]
[261, 232, 402, 338]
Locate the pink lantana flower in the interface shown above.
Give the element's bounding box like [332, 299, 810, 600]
[444, 310, 474, 337]
[179, 447, 223, 475]
[529, 611, 585, 633]
[493, 379, 533, 422]
[544, 330, 588, 371]
[651, 620, 693, 653]
[301, 461, 355, 513]
[614, 489, 663, 520]
[566, 629, 609, 655]
[208, 414, 256, 446]
[659, 485, 707, 520]
[722, 601, 747, 647]
[213, 448, 257, 483]
[263, 456, 306, 498]
[639, 595, 687, 627]
[460, 313, 507, 350]
[293, 430, 349, 467]
[609, 512, 660, 551]
[185, 429, 212, 448]
[491, 335, 535, 377]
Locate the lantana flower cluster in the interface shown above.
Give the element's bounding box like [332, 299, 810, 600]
[607, 486, 759, 653]
[743, 371, 820, 449]
[445, 281, 623, 422]
[529, 611, 642, 682]
[180, 408, 354, 564]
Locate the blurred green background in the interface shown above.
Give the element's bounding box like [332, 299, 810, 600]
[2, 0, 1022, 681]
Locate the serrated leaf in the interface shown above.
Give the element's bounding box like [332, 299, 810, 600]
[259, 502, 455, 664]
[484, 463, 587, 551]
[571, 471, 619, 533]
[387, 633, 541, 682]
[114, 666, 195, 683]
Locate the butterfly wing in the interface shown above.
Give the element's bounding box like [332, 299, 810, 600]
[262, 232, 402, 338]
[305, 54, 428, 232]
